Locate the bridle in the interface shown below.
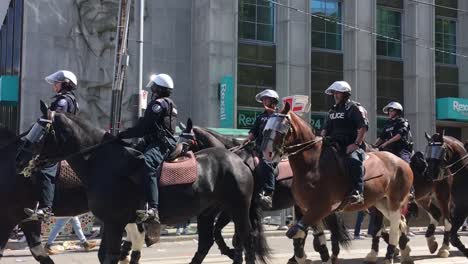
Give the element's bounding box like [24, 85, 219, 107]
[263, 113, 322, 159]
[425, 141, 468, 180]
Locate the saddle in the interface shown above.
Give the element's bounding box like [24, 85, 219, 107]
[159, 151, 198, 187]
[55, 161, 84, 189]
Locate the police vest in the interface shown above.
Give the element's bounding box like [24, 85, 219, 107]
[50, 91, 79, 115]
[154, 97, 178, 134]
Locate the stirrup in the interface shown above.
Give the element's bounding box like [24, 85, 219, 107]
[347, 192, 364, 205]
[24, 205, 53, 221]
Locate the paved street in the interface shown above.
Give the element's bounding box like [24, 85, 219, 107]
[3, 227, 468, 263]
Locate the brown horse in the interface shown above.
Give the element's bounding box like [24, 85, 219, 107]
[261, 103, 414, 264]
[409, 151, 452, 258]
[424, 132, 468, 258]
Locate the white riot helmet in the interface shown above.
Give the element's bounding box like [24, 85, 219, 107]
[45, 70, 78, 89]
[324, 81, 352, 95]
[255, 89, 279, 103]
[382, 102, 403, 114]
[146, 73, 174, 90]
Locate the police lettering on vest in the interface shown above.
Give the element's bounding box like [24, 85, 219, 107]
[324, 100, 368, 147]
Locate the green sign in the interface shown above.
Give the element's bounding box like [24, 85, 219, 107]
[310, 113, 326, 130]
[237, 109, 263, 129]
[0, 75, 19, 102]
[437, 97, 468, 121]
[219, 76, 234, 128]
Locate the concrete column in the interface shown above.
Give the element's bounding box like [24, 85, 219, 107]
[458, 0, 468, 138]
[343, 0, 377, 141]
[190, 0, 237, 127]
[403, 0, 436, 151]
[276, 0, 310, 114]
[458, 0, 468, 98]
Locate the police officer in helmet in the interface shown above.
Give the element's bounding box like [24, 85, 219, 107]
[374, 102, 415, 198]
[24, 70, 79, 219]
[245, 89, 279, 209]
[321, 81, 368, 205]
[117, 73, 177, 224]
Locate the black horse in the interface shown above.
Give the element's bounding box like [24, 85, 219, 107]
[15, 102, 269, 264]
[0, 125, 89, 264]
[179, 119, 351, 264]
[424, 132, 468, 258]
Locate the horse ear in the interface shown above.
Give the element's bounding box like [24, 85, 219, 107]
[40, 100, 49, 117]
[425, 132, 431, 142]
[187, 118, 193, 130]
[441, 129, 445, 137]
[282, 102, 291, 114]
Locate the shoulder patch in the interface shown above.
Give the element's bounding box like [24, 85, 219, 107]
[152, 104, 162, 113]
[57, 99, 68, 106]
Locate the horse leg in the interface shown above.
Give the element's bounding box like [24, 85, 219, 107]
[101, 223, 126, 264]
[0, 217, 19, 261]
[190, 211, 217, 264]
[287, 206, 309, 264]
[20, 220, 55, 264]
[435, 182, 451, 258]
[123, 223, 145, 264]
[423, 203, 441, 254]
[312, 224, 331, 263]
[365, 209, 384, 264]
[398, 220, 413, 264]
[119, 224, 134, 264]
[437, 218, 451, 258]
[214, 211, 236, 260]
[449, 207, 468, 257]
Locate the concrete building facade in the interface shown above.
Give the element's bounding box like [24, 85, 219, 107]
[0, 0, 467, 151]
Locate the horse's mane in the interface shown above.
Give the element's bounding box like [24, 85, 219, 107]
[55, 113, 107, 141]
[202, 128, 242, 148]
[191, 127, 226, 149]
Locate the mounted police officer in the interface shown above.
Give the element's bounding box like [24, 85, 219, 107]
[245, 89, 279, 209]
[374, 102, 413, 163]
[24, 70, 79, 219]
[321, 81, 369, 205]
[117, 73, 177, 224]
[374, 102, 415, 199]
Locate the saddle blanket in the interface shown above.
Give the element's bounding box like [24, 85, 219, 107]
[56, 161, 83, 188]
[160, 151, 198, 186]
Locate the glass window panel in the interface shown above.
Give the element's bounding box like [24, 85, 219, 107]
[325, 33, 341, 50]
[311, 31, 326, 48]
[239, 22, 256, 40]
[257, 6, 273, 24]
[311, 0, 342, 50]
[256, 24, 274, 42]
[240, 4, 256, 22]
[435, 18, 457, 64]
[377, 7, 401, 58]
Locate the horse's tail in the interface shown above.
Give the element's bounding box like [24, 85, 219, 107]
[323, 213, 351, 249]
[249, 198, 271, 263]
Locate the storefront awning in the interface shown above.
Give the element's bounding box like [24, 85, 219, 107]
[436, 97, 468, 122]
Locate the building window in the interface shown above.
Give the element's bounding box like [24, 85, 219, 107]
[310, 52, 342, 112]
[0, 0, 22, 76]
[377, 59, 404, 115]
[237, 43, 276, 108]
[436, 66, 458, 98]
[310, 0, 342, 50]
[239, 0, 275, 42]
[377, 7, 401, 58]
[435, 18, 456, 65]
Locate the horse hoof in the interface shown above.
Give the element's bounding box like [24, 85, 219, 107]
[293, 255, 312, 264]
[383, 258, 393, 264]
[437, 248, 450, 258]
[119, 256, 130, 264]
[394, 247, 400, 256]
[287, 257, 298, 264]
[364, 249, 378, 264]
[331, 254, 338, 264]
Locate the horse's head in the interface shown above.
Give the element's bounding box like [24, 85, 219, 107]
[261, 103, 314, 163]
[424, 131, 449, 181]
[16, 101, 103, 175]
[410, 151, 428, 181]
